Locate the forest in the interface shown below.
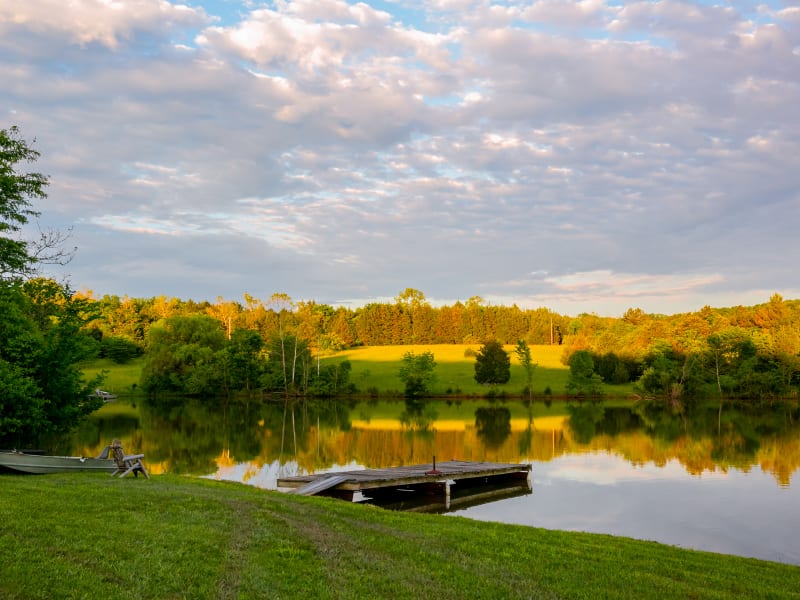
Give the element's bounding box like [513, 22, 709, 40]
[73, 286, 800, 402]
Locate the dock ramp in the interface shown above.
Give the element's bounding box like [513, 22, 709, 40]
[288, 474, 351, 496]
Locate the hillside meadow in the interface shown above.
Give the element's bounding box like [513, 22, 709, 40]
[83, 344, 637, 398]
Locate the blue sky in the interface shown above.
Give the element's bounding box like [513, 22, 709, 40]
[2, 0, 799, 315]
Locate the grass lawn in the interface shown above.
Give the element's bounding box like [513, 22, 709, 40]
[1, 474, 797, 599]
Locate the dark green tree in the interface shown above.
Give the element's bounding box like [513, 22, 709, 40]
[140, 315, 227, 396]
[309, 360, 353, 397]
[217, 328, 265, 397]
[398, 351, 437, 398]
[566, 349, 603, 396]
[474, 340, 511, 385]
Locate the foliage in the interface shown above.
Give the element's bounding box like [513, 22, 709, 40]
[0, 279, 103, 447]
[0, 126, 73, 281]
[218, 328, 265, 396]
[566, 350, 603, 396]
[76, 285, 800, 402]
[140, 315, 228, 397]
[100, 335, 143, 364]
[515, 339, 537, 399]
[474, 340, 511, 386]
[262, 333, 313, 396]
[0, 126, 45, 279]
[309, 360, 353, 397]
[398, 350, 437, 398]
[0, 128, 98, 446]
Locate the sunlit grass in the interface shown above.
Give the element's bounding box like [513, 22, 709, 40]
[324, 344, 576, 396]
[1, 474, 797, 599]
[80, 357, 145, 395]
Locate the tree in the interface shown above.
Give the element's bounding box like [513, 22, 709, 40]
[1, 126, 73, 280]
[398, 351, 437, 398]
[262, 333, 312, 396]
[140, 315, 227, 396]
[207, 296, 240, 340]
[0, 279, 103, 447]
[218, 328, 265, 397]
[1, 126, 45, 278]
[566, 349, 603, 396]
[515, 339, 537, 400]
[0, 128, 96, 446]
[474, 340, 511, 386]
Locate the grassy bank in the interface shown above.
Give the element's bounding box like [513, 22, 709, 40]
[1, 474, 797, 599]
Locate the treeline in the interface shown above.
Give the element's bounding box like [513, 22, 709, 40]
[78, 287, 800, 402]
[562, 296, 800, 400]
[79, 288, 568, 352]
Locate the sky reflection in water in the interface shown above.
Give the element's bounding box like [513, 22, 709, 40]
[452, 453, 800, 566]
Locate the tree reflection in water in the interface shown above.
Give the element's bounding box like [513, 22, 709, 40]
[474, 406, 512, 449]
[71, 397, 800, 487]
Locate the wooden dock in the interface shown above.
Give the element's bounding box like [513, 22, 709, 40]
[277, 459, 531, 502]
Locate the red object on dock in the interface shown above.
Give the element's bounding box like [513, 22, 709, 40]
[425, 456, 442, 476]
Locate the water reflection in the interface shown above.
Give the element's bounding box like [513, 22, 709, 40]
[474, 405, 512, 449]
[72, 397, 800, 488]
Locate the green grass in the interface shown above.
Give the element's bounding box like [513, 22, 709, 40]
[324, 344, 634, 397]
[80, 345, 636, 398]
[1, 474, 797, 599]
[80, 357, 146, 395]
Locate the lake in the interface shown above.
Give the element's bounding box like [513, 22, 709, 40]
[70, 396, 800, 565]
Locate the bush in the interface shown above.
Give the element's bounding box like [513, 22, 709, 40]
[101, 336, 143, 364]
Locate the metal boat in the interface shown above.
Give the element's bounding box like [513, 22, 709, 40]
[0, 450, 116, 474]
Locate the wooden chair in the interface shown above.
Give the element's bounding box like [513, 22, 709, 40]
[109, 439, 150, 480]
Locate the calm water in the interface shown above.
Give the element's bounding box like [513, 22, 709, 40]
[71, 397, 800, 565]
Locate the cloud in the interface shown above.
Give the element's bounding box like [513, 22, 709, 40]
[0, 0, 209, 49]
[3, 1, 799, 314]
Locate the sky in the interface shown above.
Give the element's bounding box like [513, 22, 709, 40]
[2, 0, 799, 316]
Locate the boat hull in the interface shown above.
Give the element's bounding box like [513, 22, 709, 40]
[0, 452, 116, 474]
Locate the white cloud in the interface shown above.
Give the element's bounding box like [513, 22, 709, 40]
[3, 0, 799, 313]
[0, 0, 209, 49]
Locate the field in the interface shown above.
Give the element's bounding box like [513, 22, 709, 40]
[322, 344, 635, 397]
[81, 345, 637, 398]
